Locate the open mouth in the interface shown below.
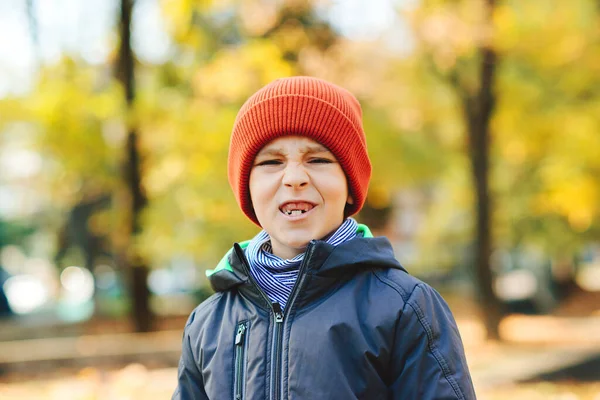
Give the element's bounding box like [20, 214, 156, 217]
[279, 202, 316, 217]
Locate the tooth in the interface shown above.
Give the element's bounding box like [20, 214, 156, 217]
[291, 210, 301, 216]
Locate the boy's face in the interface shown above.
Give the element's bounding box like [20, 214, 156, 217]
[249, 136, 353, 260]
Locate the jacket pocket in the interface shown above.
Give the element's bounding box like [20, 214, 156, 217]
[234, 320, 249, 400]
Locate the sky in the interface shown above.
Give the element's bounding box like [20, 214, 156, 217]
[0, 0, 408, 98]
[0, 0, 165, 97]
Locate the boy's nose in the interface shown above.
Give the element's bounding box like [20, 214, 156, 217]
[282, 164, 309, 188]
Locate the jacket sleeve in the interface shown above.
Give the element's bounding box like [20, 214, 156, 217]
[389, 283, 477, 400]
[172, 314, 209, 400]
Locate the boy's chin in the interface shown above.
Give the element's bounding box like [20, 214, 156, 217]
[279, 224, 337, 243]
[280, 239, 310, 251]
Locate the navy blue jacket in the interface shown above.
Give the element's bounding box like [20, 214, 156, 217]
[173, 232, 476, 399]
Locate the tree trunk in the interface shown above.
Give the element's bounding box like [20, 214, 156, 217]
[116, 0, 153, 332]
[26, 0, 39, 64]
[463, 0, 503, 340]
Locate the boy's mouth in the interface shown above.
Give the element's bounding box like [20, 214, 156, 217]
[279, 201, 316, 216]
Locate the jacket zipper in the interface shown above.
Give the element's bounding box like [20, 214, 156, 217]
[270, 302, 284, 400]
[234, 321, 248, 400]
[233, 241, 316, 400]
[272, 240, 316, 400]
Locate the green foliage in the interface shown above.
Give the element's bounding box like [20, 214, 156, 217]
[390, 0, 600, 267]
[1, 0, 599, 276]
[491, 0, 600, 254]
[0, 219, 36, 247]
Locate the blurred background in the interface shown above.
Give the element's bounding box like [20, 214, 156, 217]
[0, 0, 599, 398]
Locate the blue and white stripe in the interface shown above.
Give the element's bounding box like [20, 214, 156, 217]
[245, 218, 359, 310]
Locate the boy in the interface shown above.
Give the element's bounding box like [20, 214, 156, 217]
[173, 76, 476, 399]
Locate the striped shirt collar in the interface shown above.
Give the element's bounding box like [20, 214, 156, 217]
[245, 218, 359, 310]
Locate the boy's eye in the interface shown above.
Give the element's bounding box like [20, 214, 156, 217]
[309, 158, 333, 164]
[256, 159, 282, 166]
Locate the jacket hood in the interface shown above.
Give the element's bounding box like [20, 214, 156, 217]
[206, 224, 407, 295]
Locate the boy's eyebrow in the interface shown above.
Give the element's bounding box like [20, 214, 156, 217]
[256, 144, 330, 157]
[302, 144, 330, 154]
[256, 148, 284, 157]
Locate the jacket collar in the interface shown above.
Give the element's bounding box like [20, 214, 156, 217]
[206, 224, 407, 310]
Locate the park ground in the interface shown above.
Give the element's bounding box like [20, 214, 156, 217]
[0, 290, 599, 399]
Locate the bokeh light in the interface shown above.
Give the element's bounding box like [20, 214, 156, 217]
[60, 266, 95, 303]
[3, 275, 49, 314]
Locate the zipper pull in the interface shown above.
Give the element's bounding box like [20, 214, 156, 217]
[235, 323, 246, 345]
[272, 302, 284, 323]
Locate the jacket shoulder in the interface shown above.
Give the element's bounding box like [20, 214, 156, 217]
[183, 292, 225, 337]
[370, 267, 454, 318]
[371, 267, 425, 303]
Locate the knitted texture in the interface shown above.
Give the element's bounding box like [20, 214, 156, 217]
[228, 76, 372, 226]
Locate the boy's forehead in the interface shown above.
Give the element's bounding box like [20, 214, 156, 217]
[257, 136, 330, 155]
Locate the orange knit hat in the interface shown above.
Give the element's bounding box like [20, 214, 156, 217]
[228, 76, 372, 226]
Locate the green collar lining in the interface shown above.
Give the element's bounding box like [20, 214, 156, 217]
[356, 223, 373, 239]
